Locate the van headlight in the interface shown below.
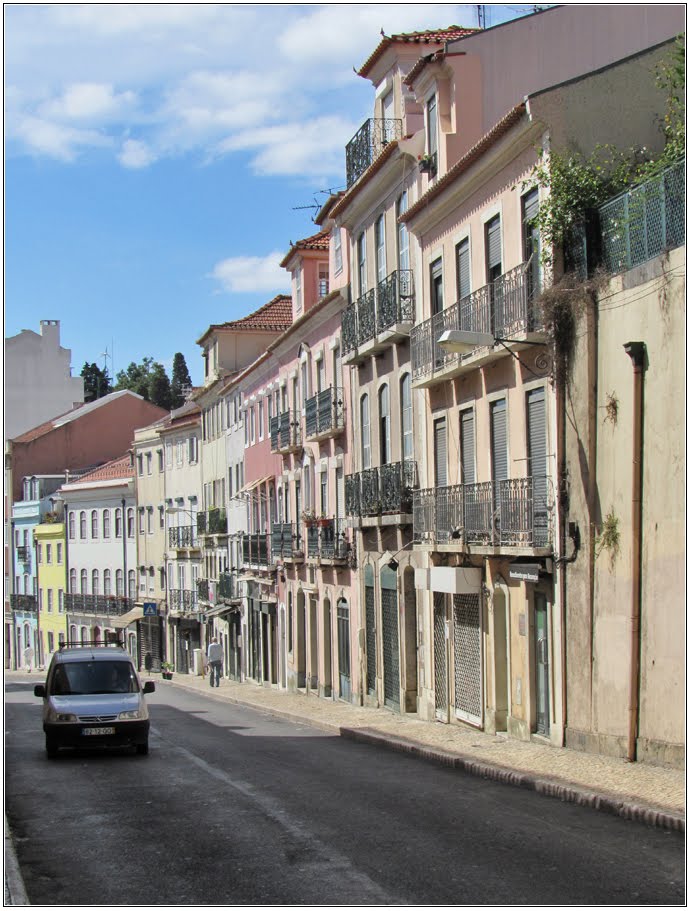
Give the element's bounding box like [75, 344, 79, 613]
[46, 708, 77, 722]
[118, 709, 144, 720]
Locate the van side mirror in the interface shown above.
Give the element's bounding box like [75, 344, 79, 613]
[34, 685, 46, 697]
[142, 681, 155, 694]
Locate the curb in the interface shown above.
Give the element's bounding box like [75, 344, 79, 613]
[163, 676, 685, 834]
[5, 815, 29, 906]
[340, 728, 686, 834]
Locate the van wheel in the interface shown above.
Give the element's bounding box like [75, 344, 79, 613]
[45, 737, 59, 758]
[136, 741, 149, 756]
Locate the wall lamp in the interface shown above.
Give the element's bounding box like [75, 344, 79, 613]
[386, 540, 417, 572]
[438, 329, 545, 354]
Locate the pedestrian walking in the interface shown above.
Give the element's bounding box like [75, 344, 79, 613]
[207, 637, 223, 687]
[23, 644, 34, 673]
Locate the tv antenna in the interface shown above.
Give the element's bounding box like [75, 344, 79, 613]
[476, 5, 487, 28]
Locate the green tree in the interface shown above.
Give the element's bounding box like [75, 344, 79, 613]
[149, 363, 172, 410]
[80, 362, 112, 402]
[114, 357, 155, 401]
[170, 352, 192, 409]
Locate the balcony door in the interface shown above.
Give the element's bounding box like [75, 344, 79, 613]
[379, 384, 391, 464]
[376, 214, 387, 284]
[434, 417, 447, 488]
[490, 399, 508, 538]
[527, 387, 548, 546]
[522, 188, 541, 308]
[485, 215, 503, 333]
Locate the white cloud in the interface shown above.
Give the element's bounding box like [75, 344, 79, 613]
[211, 252, 288, 294]
[118, 139, 157, 169]
[14, 115, 111, 160]
[41, 82, 136, 121]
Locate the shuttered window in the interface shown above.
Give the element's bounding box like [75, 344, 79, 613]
[361, 394, 371, 469]
[526, 387, 546, 477]
[401, 373, 413, 460]
[431, 257, 444, 314]
[486, 215, 502, 281]
[460, 408, 475, 484]
[490, 399, 508, 482]
[456, 238, 471, 301]
[522, 188, 541, 299]
[434, 417, 448, 487]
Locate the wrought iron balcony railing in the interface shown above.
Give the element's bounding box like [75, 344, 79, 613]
[412, 476, 552, 548]
[218, 572, 240, 601]
[16, 546, 31, 564]
[304, 386, 345, 440]
[197, 508, 227, 536]
[341, 270, 415, 356]
[64, 594, 135, 616]
[271, 522, 302, 560]
[345, 460, 418, 518]
[168, 589, 199, 613]
[411, 261, 541, 381]
[10, 594, 37, 612]
[345, 117, 403, 188]
[304, 518, 349, 561]
[197, 579, 210, 601]
[270, 410, 302, 453]
[242, 532, 271, 567]
[169, 525, 197, 548]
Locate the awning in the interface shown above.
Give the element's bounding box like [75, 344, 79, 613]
[236, 475, 273, 496]
[109, 606, 145, 629]
[205, 603, 241, 619]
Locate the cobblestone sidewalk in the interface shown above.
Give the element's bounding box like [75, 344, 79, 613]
[158, 671, 685, 832]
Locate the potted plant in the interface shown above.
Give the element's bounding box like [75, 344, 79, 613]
[161, 661, 174, 680]
[301, 508, 317, 527]
[317, 515, 331, 528]
[418, 152, 437, 176]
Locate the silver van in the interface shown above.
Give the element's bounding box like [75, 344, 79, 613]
[34, 644, 155, 757]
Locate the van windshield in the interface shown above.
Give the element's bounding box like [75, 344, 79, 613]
[51, 661, 139, 695]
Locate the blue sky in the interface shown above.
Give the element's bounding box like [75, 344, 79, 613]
[5, 4, 535, 386]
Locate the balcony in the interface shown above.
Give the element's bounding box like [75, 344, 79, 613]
[304, 387, 345, 442]
[304, 518, 350, 562]
[345, 117, 403, 189]
[64, 594, 135, 616]
[411, 261, 543, 386]
[168, 589, 199, 613]
[242, 532, 272, 568]
[197, 508, 227, 536]
[271, 523, 302, 562]
[345, 460, 418, 520]
[168, 525, 198, 549]
[197, 579, 210, 601]
[413, 477, 552, 549]
[270, 410, 302, 454]
[16, 546, 31, 564]
[10, 594, 37, 612]
[342, 270, 414, 363]
[218, 571, 241, 602]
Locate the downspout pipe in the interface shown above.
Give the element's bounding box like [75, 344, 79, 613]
[623, 341, 646, 763]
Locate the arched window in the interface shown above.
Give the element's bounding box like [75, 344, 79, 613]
[68, 512, 76, 540]
[400, 373, 413, 461]
[116, 569, 123, 596]
[80, 570, 88, 594]
[360, 393, 371, 469]
[91, 510, 98, 538]
[79, 512, 87, 539]
[92, 569, 99, 596]
[103, 510, 110, 539]
[128, 570, 135, 601]
[115, 508, 122, 538]
[80, 626, 88, 645]
[127, 508, 134, 539]
[69, 569, 77, 593]
[69, 625, 77, 645]
[103, 569, 111, 596]
[379, 384, 390, 464]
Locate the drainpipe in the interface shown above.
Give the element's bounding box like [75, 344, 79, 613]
[63, 501, 70, 645]
[623, 341, 646, 763]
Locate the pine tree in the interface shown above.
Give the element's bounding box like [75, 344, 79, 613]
[170, 352, 192, 408]
[81, 362, 112, 402]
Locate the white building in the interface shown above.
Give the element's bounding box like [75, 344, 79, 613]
[5, 320, 84, 441]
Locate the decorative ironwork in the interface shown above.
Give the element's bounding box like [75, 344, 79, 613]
[169, 525, 197, 548]
[357, 288, 377, 346]
[345, 473, 361, 517]
[341, 302, 358, 356]
[197, 579, 210, 601]
[347, 461, 418, 518]
[217, 572, 238, 601]
[271, 409, 302, 453]
[365, 582, 376, 694]
[242, 532, 271, 566]
[305, 387, 345, 439]
[64, 594, 134, 616]
[453, 593, 482, 725]
[433, 593, 447, 713]
[463, 482, 494, 545]
[10, 594, 37, 612]
[198, 508, 227, 535]
[381, 586, 400, 708]
[345, 117, 403, 188]
[16, 546, 30, 564]
[359, 467, 380, 516]
[168, 589, 199, 613]
[377, 269, 415, 333]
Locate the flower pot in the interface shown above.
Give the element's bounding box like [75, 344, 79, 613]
[162, 671, 173, 680]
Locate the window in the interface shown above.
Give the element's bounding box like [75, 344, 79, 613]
[137, 454, 143, 476]
[37, 544, 42, 564]
[91, 510, 98, 538]
[158, 449, 164, 472]
[159, 506, 165, 529]
[288, 590, 294, 653]
[47, 589, 53, 613]
[522, 188, 541, 300]
[320, 472, 328, 515]
[427, 94, 438, 165]
[460, 408, 476, 485]
[138, 508, 146, 534]
[127, 508, 135, 539]
[401, 373, 413, 461]
[139, 569, 146, 593]
[103, 509, 110, 538]
[490, 398, 508, 485]
[57, 542, 63, 564]
[46, 543, 52, 564]
[47, 631, 55, 652]
[382, 87, 395, 139]
[379, 384, 391, 464]
[456, 237, 471, 302]
[188, 436, 198, 463]
[486, 214, 502, 284]
[397, 192, 410, 274]
[92, 569, 99, 596]
[434, 417, 448, 487]
[357, 232, 367, 295]
[70, 569, 77, 594]
[333, 228, 343, 275]
[38, 588, 43, 613]
[258, 400, 264, 440]
[318, 262, 329, 298]
[376, 214, 386, 284]
[128, 570, 136, 600]
[176, 441, 184, 465]
[165, 442, 172, 468]
[146, 452, 152, 475]
[58, 590, 64, 613]
[250, 406, 256, 443]
[115, 508, 122, 538]
[80, 569, 88, 594]
[360, 394, 371, 469]
[431, 257, 444, 314]
[116, 569, 124, 597]
[104, 569, 111, 596]
[147, 507, 153, 534]
[79, 512, 87, 539]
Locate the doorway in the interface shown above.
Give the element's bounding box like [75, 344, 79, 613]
[534, 592, 550, 735]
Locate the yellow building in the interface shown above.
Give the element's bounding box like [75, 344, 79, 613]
[34, 521, 68, 664]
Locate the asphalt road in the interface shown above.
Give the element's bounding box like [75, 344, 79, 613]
[5, 679, 685, 906]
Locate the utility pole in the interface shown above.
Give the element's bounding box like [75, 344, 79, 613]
[476, 5, 487, 28]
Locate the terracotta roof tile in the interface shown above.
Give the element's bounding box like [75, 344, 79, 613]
[330, 139, 402, 218]
[68, 454, 133, 484]
[280, 229, 331, 267]
[197, 294, 293, 344]
[358, 26, 479, 77]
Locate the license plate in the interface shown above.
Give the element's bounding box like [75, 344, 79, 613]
[81, 727, 115, 736]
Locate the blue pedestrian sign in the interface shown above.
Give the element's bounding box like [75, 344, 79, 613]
[143, 602, 158, 617]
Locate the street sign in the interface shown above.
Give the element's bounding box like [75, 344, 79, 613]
[143, 602, 158, 616]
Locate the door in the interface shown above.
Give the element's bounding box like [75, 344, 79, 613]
[453, 593, 483, 726]
[337, 599, 351, 702]
[490, 398, 508, 540]
[365, 565, 376, 696]
[522, 188, 541, 312]
[485, 215, 502, 333]
[534, 593, 550, 735]
[433, 592, 449, 722]
[381, 565, 400, 709]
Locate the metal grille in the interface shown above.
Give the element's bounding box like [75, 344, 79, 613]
[453, 594, 482, 725]
[357, 289, 377, 345]
[365, 583, 376, 694]
[345, 117, 403, 188]
[381, 587, 400, 707]
[137, 617, 163, 673]
[377, 269, 415, 332]
[341, 303, 358, 355]
[433, 593, 447, 713]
